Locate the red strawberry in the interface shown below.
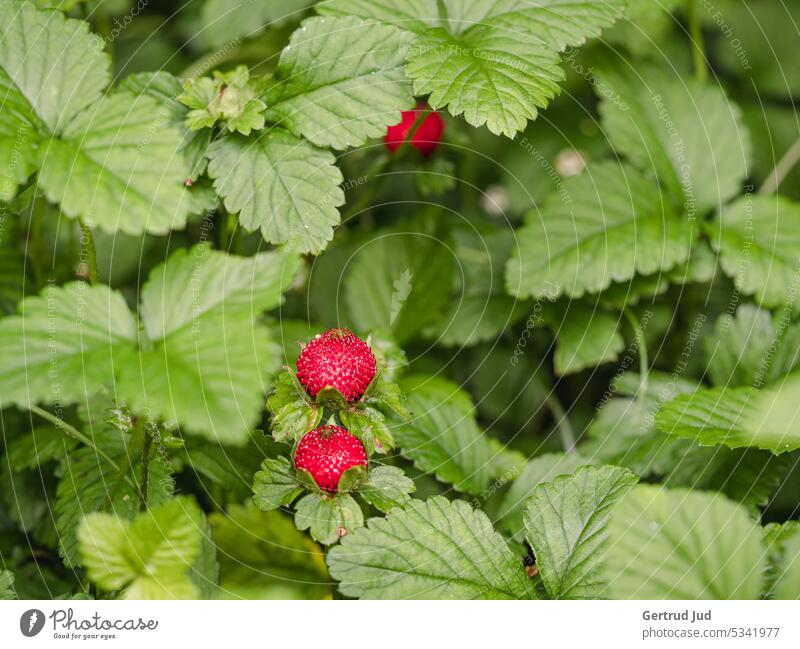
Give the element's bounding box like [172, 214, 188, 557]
[296, 328, 376, 402]
[385, 103, 444, 155]
[294, 424, 368, 493]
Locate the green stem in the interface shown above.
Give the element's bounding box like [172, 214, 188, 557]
[28, 405, 135, 489]
[686, 0, 708, 82]
[104, 421, 144, 510]
[759, 136, 800, 194]
[139, 427, 153, 512]
[78, 218, 99, 284]
[544, 389, 576, 454]
[624, 308, 649, 401]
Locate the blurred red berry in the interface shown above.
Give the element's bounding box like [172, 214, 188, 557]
[385, 104, 444, 155]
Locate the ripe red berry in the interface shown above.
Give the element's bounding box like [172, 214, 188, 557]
[296, 328, 377, 402]
[294, 424, 368, 493]
[385, 103, 444, 155]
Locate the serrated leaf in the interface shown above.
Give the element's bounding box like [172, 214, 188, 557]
[705, 304, 800, 388]
[549, 302, 624, 376]
[357, 464, 415, 512]
[38, 91, 191, 235]
[201, 0, 314, 48]
[764, 522, 800, 600]
[0, 283, 137, 409]
[656, 373, 800, 454]
[596, 58, 750, 214]
[208, 130, 344, 254]
[711, 195, 800, 309]
[602, 485, 765, 598]
[506, 162, 694, 300]
[340, 406, 394, 454]
[0, 1, 109, 133]
[294, 492, 364, 545]
[327, 496, 538, 599]
[264, 16, 414, 150]
[78, 496, 205, 599]
[252, 456, 303, 511]
[499, 452, 595, 541]
[524, 465, 638, 599]
[394, 375, 492, 495]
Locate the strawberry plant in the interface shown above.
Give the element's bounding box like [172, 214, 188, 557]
[1, 0, 800, 602]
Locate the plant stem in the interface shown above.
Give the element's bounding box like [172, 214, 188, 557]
[623, 308, 649, 401]
[104, 421, 144, 510]
[139, 427, 153, 511]
[759, 136, 800, 194]
[78, 218, 99, 284]
[28, 405, 135, 489]
[686, 0, 708, 82]
[544, 389, 576, 454]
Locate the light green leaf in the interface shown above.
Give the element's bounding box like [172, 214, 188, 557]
[38, 92, 191, 235]
[705, 304, 800, 388]
[340, 406, 394, 454]
[0, 570, 14, 600]
[656, 372, 800, 454]
[78, 497, 206, 600]
[208, 130, 344, 254]
[602, 485, 765, 599]
[0, 0, 109, 133]
[357, 464, 415, 512]
[394, 375, 492, 495]
[524, 465, 638, 599]
[252, 456, 303, 511]
[317, 0, 441, 32]
[264, 16, 414, 150]
[200, 0, 314, 48]
[499, 452, 595, 541]
[711, 195, 800, 310]
[327, 496, 538, 599]
[139, 245, 299, 340]
[764, 522, 800, 600]
[506, 162, 694, 300]
[0, 283, 137, 409]
[294, 492, 364, 545]
[596, 58, 750, 214]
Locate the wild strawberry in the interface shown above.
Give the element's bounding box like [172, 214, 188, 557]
[294, 424, 368, 493]
[296, 328, 376, 402]
[385, 103, 444, 155]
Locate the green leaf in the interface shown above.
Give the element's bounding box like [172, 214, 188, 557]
[499, 452, 595, 541]
[200, 0, 314, 48]
[523, 465, 638, 599]
[394, 375, 492, 495]
[705, 304, 800, 387]
[210, 502, 330, 599]
[320, 0, 626, 137]
[506, 162, 694, 300]
[656, 372, 800, 454]
[711, 195, 800, 309]
[764, 522, 800, 600]
[294, 492, 364, 545]
[252, 456, 303, 511]
[78, 497, 205, 600]
[38, 92, 192, 235]
[550, 302, 625, 376]
[208, 130, 344, 254]
[0, 1, 109, 133]
[0, 283, 137, 409]
[340, 406, 394, 454]
[596, 58, 751, 214]
[327, 496, 538, 599]
[357, 464, 415, 512]
[406, 27, 562, 138]
[602, 485, 766, 599]
[0, 570, 14, 600]
[264, 16, 414, 150]
[345, 223, 455, 343]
